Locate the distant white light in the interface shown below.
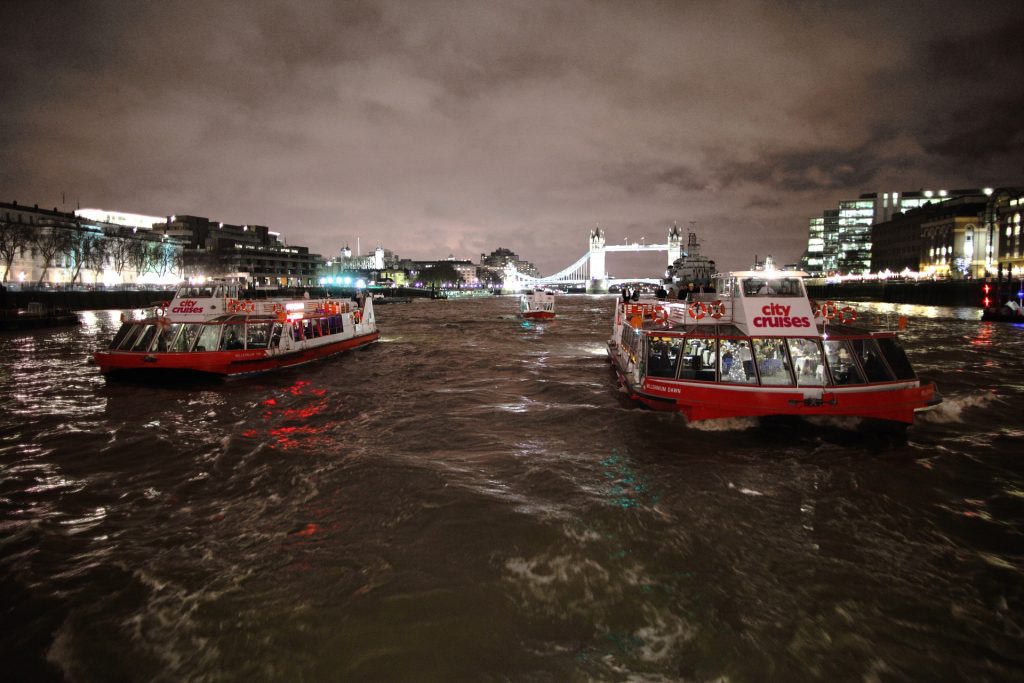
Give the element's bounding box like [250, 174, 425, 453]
[983, 187, 994, 196]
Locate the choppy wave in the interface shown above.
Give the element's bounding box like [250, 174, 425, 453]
[2, 297, 1024, 681]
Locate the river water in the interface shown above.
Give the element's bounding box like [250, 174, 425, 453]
[1, 296, 1022, 682]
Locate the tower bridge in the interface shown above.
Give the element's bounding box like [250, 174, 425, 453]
[504, 224, 685, 292]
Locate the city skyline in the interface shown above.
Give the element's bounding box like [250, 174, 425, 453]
[2, 1, 1022, 276]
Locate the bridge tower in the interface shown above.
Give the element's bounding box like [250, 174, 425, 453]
[667, 222, 683, 266]
[588, 225, 608, 293]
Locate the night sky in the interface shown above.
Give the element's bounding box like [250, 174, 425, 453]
[2, 1, 1022, 275]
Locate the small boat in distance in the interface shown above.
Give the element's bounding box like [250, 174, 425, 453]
[607, 268, 940, 425]
[94, 280, 378, 379]
[1, 302, 79, 331]
[520, 289, 556, 320]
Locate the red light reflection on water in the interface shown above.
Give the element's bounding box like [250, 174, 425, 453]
[970, 323, 993, 347]
[246, 379, 333, 451]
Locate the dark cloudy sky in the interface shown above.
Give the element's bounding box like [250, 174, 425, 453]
[2, 0, 1022, 275]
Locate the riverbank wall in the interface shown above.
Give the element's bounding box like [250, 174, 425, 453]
[804, 280, 991, 307]
[1, 288, 176, 312]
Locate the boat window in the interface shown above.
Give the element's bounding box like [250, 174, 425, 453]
[114, 323, 143, 350]
[753, 338, 794, 386]
[851, 339, 895, 382]
[679, 336, 718, 381]
[172, 323, 202, 352]
[292, 320, 304, 341]
[823, 340, 865, 385]
[152, 323, 181, 352]
[719, 339, 756, 384]
[246, 322, 273, 349]
[743, 277, 803, 297]
[269, 322, 283, 348]
[131, 324, 158, 351]
[716, 279, 737, 298]
[193, 325, 221, 352]
[786, 338, 825, 386]
[110, 323, 134, 349]
[646, 336, 683, 378]
[875, 337, 917, 380]
[220, 323, 246, 350]
[622, 325, 641, 362]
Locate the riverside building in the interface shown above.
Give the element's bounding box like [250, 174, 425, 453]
[803, 189, 1014, 276]
[1, 200, 184, 286]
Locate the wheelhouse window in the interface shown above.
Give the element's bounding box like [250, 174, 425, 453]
[823, 340, 865, 385]
[742, 277, 804, 297]
[787, 338, 824, 386]
[719, 339, 756, 384]
[752, 338, 794, 386]
[646, 336, 683, 378]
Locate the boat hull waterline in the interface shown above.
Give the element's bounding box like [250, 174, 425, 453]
[95, 331, 379, 378]
[609, 347, 936, 423]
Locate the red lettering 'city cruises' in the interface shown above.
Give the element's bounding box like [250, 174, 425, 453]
[607, 268, 942, 425]
[94, 280, 379, 379]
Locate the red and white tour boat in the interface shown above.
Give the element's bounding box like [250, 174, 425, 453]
[607, 269, 941, 424]
[94, 280, 379, 378]
[520, 289, 556, 320]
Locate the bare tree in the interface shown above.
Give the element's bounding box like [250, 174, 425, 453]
[128, 238, 161, 278]
[86, 237, 110, 283]
[30, 225, 72, 284]
[64, 227, 98, 284]
[0, 218, 30, 282]
[108, 231, 135, 279]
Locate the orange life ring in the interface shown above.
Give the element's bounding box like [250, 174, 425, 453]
[821, 300, 838, 320]
[709, 300, 725, 319]
[651, 306, 668, 325]
[839, 306, 857, 324]
[688, 302, 707, 320]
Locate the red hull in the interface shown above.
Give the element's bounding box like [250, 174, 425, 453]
[94, 332, 379, 378]
[522, 311, 556, 320]
[612, 358, 936, 424]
